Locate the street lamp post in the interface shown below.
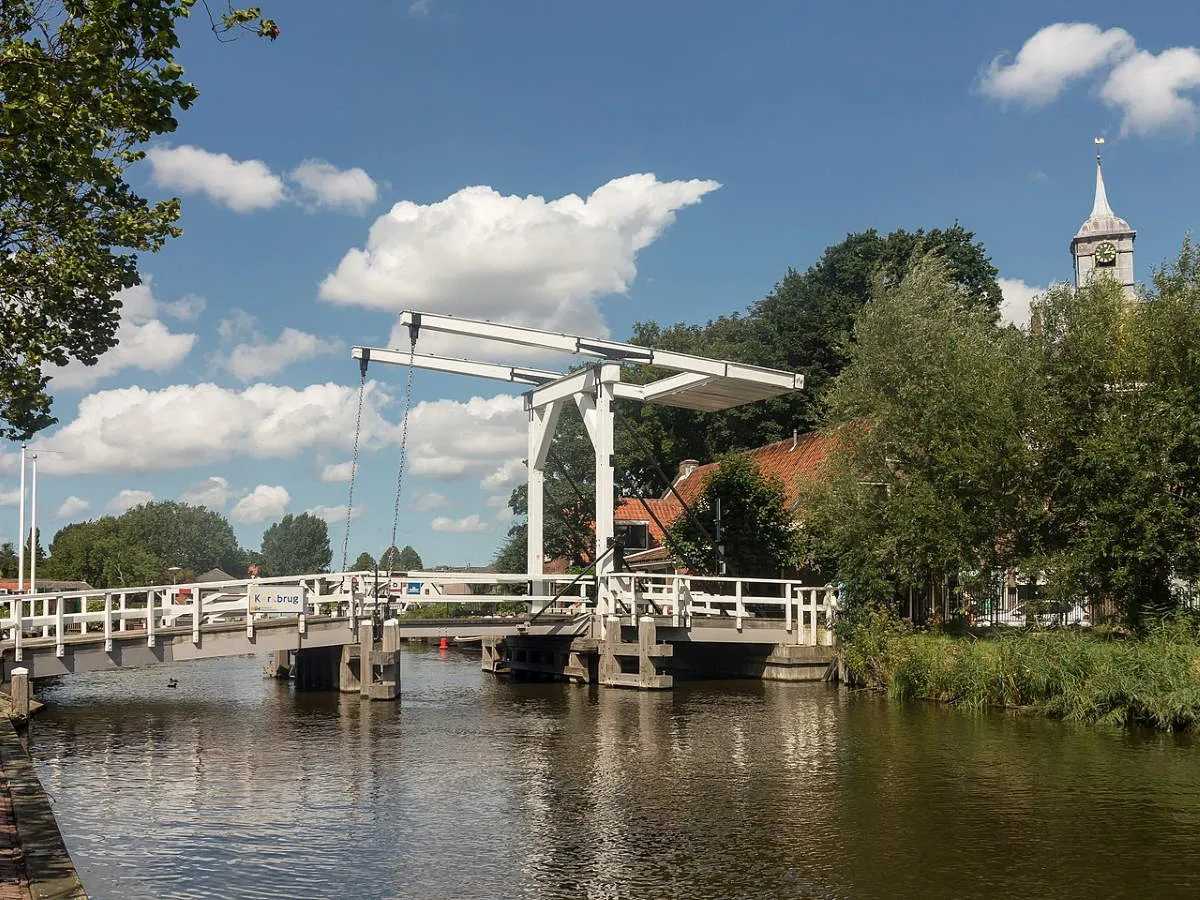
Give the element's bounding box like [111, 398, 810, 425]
[29, 453, 37, 595]
[16, 446, 25, 594]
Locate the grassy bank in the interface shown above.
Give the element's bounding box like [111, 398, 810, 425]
[841, 612, 1200, 731]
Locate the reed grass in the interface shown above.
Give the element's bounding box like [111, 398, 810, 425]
[841, 611, 1200, 731]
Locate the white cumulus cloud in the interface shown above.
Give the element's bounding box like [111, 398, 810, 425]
[55, 496, 91, 519]
[50, 279, 197, 390]
[107, 489, 154, 513]
[179, 476, 233, 508]
[0, 487, 20, 507]
[1101, 47, 1200, 136]
[290, 160, 379, 213]
[227, 328, 338, 381]
[998, 278, 1045, 330]
[413, 491, 449, 510]
[321, 461, 355, 483]
[27, 382, 401, 476]
[406, 394, 526, 480]
[979, 24, 1200, 137]
[305, 504, 361, 525]
[979, 23, 1135, 106]
[232, 485, 291, 523]
[320, 174, 720, 358]
[431, 514, 489, 533]
[480, 457, 525, 492]
[146, 145, 286, 212]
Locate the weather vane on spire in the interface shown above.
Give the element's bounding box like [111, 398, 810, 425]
[1095, 136, 1105, 162]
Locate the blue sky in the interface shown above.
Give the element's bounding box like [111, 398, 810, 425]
[3, 1, 1199, 568]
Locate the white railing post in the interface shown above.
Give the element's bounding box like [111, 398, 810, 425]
[41, 596, 49, 638]
[735, 579, 744, 631]
[246, 585, 255, 639]
[785, 582, 793, 634]
[14, 599, 23, 663]
[147, 590, 156, 648]
[809, 589, 818, 646]
[54, 594, 64, 657]
[192, 588, 202, 645]
[103, 592, 113, 652]
[118, 593, 127, 632]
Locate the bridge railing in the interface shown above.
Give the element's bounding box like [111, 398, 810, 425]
[601, 573, 836, 644]
[0, 570, 592, 660]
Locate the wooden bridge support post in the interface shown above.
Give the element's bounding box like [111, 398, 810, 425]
[637, 615, 673, 690]
[270, 649, 291, 679]
[599, 616, 620, 684]
[9, 668, 29, 721]
[338, 642, 361, 693]
[481, 636, 508, 674]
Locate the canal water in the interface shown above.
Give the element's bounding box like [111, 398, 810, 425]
[24, 646, 1200, 899]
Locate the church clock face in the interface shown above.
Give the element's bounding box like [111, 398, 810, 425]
[1095, 241, 1117, 266]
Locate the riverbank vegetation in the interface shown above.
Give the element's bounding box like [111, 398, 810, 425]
[841, 609, 1200, 731]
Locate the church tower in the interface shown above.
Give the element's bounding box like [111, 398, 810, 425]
[1071, 153, 1136, 298]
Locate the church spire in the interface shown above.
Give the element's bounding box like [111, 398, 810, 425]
[1091, 153, 1115, 218]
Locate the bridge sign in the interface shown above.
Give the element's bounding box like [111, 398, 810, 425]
[249, 584, 307, 614]
[406, 582, 422, 596]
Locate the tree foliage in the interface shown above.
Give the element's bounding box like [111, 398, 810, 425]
[506, 402, 596, 568]
[383, 545, 423, 570]
[260, 513, 331, 577]
[43, 500, 241, 586]
[622, 224, 1000, 492]
[0, 541, 15, 578]
[0, 0, 273, 439]
[665, 455, 801, 577]
[800, 243, 1200, 630]
[352, 551, 376, 571]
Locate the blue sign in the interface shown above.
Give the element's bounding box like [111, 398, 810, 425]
[405, 582, 422, 596]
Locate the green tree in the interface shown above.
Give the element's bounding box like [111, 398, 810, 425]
[492, 524, 527, 574]
[621, 224, 1001, 492]
[1027, 249, 1200, 628]
[1, 1, 274, 439]
[379, 545, 401, 570]
[118, 501, 241, 574]
[352, 551, 377, 571]
[798, 257, 1035, 611]
[395, 545, 423, 570]
[0, 541, 17, 578]
[45, 517, 160, 587]
[22, 527, 45, 569]
[260, 514, 331, 577]
[665, 455, 801, 577]
[506, 402, 596, 568]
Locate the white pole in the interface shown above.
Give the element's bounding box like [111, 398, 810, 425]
[16, 445, 25, 594]
[29, 454, 37, 595]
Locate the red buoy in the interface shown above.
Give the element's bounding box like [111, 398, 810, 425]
[438, 636, 449, 650]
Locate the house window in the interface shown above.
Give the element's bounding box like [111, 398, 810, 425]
[616, 523, 650, 550]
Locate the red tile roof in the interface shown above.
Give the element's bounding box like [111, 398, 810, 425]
[615, 431, 834, 544]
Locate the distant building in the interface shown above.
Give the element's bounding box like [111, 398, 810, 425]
[613, 431, 834, 573]
[196, 568, 235, 583]
[0, 579, 92, 595]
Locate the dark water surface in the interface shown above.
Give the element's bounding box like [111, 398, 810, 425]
[23, 646, 1200, 899]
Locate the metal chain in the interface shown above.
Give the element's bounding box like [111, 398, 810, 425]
[387, 330, 418, 570]
[340, 366, 368, 572]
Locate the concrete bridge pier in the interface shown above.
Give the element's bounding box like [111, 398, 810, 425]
[361, 621, 400, 700]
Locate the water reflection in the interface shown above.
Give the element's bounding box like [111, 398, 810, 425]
[24, 648, 1200, 899]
